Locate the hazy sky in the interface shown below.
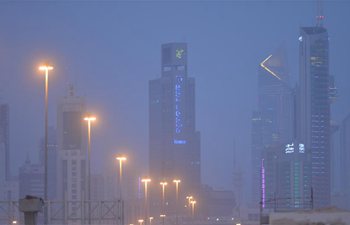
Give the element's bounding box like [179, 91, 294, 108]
[0, 1, 349, 191]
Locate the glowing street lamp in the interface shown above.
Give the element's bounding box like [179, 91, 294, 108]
[116, 156, 127, 225]
[116, 156, 127, 181]
[173, 179, 181, 201]
[141, 178, 151, 224]
[38, 64, 53, 225]
[141, 178, 151, 200]
[160, 181, 168, 213]
[149, 217, 154, 225]
[84, 115, 96, 225]
[138, 219, 144, 225]
[190, 200, 196, 217]
[160, 214, 166, 225]
[186, 196, 193, 207]
[173, 179, 181, 225]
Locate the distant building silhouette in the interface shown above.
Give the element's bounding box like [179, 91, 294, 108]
[149, 43, 201, 208]
[297, 26, 331, 208]
[18, 127, 58, 201]
[339, 114, 350, 209]
[57, 85, 86, 217]
[0, 104, 9, 182]
[19, 156, 44, 198]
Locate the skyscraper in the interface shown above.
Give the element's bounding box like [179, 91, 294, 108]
[251, 47, 293, 207]
[149, 43, 201, 200]
[297, 25, 331, 208]
[0, 104, 9, 182]
[57, 85, 86, 218]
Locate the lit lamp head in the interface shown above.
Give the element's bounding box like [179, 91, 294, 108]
[38, 65, 54, 72]
[160, 215, 166, 218]
[160, 181, 168, 186]
[173, 179, 181, 184]
[141, 178, 151, 183]
[84, 116, 97, 122]
[116, 156, 127, 162]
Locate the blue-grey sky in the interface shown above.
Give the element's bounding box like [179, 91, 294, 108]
[0, 1, 349, 191]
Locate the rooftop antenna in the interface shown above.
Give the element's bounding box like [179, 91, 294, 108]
[316, 0, 325, 27]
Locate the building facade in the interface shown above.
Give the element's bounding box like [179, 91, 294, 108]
[19, 157, 44, 198]
[297, 26, 331, 208]
[57, 86, 86, 218]
[251, 47, 293, 208]
[149, 43, 201, 207]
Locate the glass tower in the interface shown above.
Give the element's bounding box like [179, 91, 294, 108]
[298, 26, 331, 208]
[149, 43, 201, 206]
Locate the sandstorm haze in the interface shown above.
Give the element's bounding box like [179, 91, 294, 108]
[0, 1, 350, 224]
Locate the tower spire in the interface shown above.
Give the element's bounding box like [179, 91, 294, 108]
[316, 0, 325, 27]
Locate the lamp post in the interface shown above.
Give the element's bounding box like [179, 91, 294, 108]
[172, 179, 181, 225]
[190, 200, 196, 217]
[160, 182, 167, 214]
[116, 156, 127, 197]
[84, 116, 96, 225]
[141, 178, 151, 225]
[38, 64, 53, 225]
[116, 156, 127, 225]
[186, 196, 193, 207]
[160, 214, 166, 225]
[149, 217, 153, 225]
[186, 196, 193, 216]
[138, 219, 144, 225]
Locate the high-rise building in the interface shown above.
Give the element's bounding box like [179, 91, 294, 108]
[277, 142, 311, 210]
[297, 26, 331, 208]
[0, 104, 9, 182]
[149, 43, 201, 203]
[19, 157, 44, 198]
[251, 47, 293, 207]
[57, 85, 86, 217]
[339, 114, 350, 209]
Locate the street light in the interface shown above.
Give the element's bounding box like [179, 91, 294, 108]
[186, 196, 193, 207]
[116, 156, 127, 198]
[141, 178, 151, 225]
[173, 179, 181, 225]
[160, 214, 166, 225]
[138, 219, 144, 225]
[149, 217, 154, 225]
[84, 115, 96, 225]
[186, 196, 193, 216]
[116, 156, 127, 182]
[141, 178, 151, 201]
[190, 200, 196, 217]
[116, 155, 127, 225]
[38, 64, 53, 225]
[160, 181, 168, 214]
